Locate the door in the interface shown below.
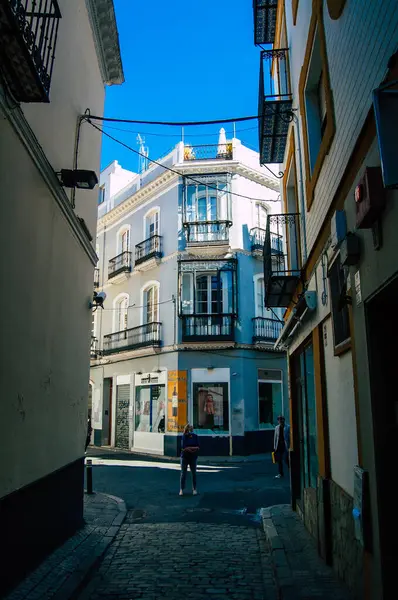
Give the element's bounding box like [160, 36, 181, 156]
[115, 384, 130, 449]
[102, 377, 113, 446]
[366, 276, 398, 597]
[121, 229, 130, 253]
[196, 274, 221, 335]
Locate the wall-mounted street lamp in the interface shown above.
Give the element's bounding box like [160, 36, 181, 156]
[89, 291, 106, 311]
[58, 169, 98, 190]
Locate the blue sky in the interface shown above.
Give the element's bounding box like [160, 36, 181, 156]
[99, 0, 261, 172]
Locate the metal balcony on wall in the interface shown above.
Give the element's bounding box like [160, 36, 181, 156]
[185, 220, 232, 246]
[135, 235, 162, 269]
[263, 213, 301, 307]
[103, 322, 162, 354]
[108, 251, 132, 282]
[258, 48, 294, 165]
[183, 143, 233, 161]
[253, 0, 278, 45]
[252, 316, 283, 342]
[181, 314, 235, 342]
[0, 0, 62, 102]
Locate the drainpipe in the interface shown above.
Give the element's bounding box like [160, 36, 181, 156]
[293, 115, 308, 264]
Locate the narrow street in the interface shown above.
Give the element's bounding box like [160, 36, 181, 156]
[78, 450, 289, 599]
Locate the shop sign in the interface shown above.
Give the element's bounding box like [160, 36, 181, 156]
[167, 370, 188, 433]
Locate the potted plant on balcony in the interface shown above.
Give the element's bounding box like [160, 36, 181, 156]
[184, 145, 195, 160]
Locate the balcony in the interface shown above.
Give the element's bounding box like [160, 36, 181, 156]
[185, 221, 232, 254]
[135, 235, 162, 270]
[94, 268, 100, 288]
[181, 314, 235, 342]
[253, 317, 283, 343]
[0, 0, 61, 102]
[103, 322, 162, 355]
[258, 48, 293, 164]
[90, 337, 100, 359]
[183, 144, 233, 162]
[253, 0, 278, 45]
[108, 251, 132, 283]
[250, 227, 266, 252]
[264, 213, 301, 307]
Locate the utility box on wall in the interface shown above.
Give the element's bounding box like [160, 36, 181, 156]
[355, 167, 386, 229]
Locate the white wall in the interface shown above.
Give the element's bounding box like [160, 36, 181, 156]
[323, 317, 358, 496]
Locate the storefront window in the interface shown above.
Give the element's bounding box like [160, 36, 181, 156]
[258, 369, 283, 429]
[135, 385, 165, 433]
[193, 383, 229, 433]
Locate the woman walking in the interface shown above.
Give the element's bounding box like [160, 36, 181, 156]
[179, 424, 200, 496]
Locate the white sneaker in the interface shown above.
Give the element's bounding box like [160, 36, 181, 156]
[192, 489, 198, 496]
[179, 490, 184, 496]
[275, 474, 282, 479]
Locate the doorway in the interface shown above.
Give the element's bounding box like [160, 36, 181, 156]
[366, 275, 398, 597]
[102, 377, 113, 446]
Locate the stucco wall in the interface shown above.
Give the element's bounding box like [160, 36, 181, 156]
[0, 119, 93, 498]
[323, 317, 358, 496]
[21, 0, 106, 239]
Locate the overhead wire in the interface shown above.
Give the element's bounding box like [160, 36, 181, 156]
[102, 123, 258, 138]
[86, 114, 260, 127]
[87, 120, 280, 202]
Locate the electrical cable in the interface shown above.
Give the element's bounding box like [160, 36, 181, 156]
[102, 124, 258, 138]
[86, 114, 260, 127]
[100, 298, 174, 311]
[88, 121, 280, 203]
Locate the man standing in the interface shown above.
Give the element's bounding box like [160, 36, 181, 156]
[274, 415, 290, 479]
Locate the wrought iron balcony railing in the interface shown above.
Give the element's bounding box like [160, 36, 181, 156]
[103, 322, 162, 354]
[181, 314, 235, 342]
[264, 213, 301, 307]
[258, 48, 293, 164]
[0, 0, 62, 102]
[90, 337, 100, 359]
[108, 251, 132, 280]
[135, 235, 162, 266]
[94, 268, 100, 288]
[185, 220, 232, 245]
[183, 144, 233, 161]
[251, 227, 283, 253]
[253, 0, 278, 45]
[253, 317, 283, 342]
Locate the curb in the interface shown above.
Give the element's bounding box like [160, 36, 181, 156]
[260, 505, 295, 600]
[61, 493, 127, 600]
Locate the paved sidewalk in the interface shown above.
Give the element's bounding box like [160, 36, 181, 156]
[5, 492, 127, 600]
[261, 504, 353, 600]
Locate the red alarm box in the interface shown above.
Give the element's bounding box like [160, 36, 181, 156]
[355, 167, 386, 229]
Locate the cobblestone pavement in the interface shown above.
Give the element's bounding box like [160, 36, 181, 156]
[4, 493, 126, 600]
[262, 505, 353, 600]
[77, 522, 277, 600]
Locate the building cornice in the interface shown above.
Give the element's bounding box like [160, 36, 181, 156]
[0, 89, 97, 265]
[97, 161, 279, 231]
[85, 0, 124, 85]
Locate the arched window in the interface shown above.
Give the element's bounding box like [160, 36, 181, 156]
[114, 294, 129, 332]
[144, 208, 160, 239]
[117, 225, 131, 255]
[254, 275, 266, 318]
[255, 202, 268, 230]
[142, 283, 159, 324]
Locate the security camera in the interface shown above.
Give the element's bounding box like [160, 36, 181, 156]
[89, 291, 106, 310]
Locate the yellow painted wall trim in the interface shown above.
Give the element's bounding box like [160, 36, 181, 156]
[313, 325, 330, 478]
[274, 0, 285, 50]
[292, 0, 299, 25]
[298, 0, 336, 211]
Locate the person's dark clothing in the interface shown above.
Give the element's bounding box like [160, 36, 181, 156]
[181, 432, 199, 456]
[180, 454, 198, 490]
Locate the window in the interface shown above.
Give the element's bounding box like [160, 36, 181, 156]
[98, 185, 105, 205]
[258, 369, 283, 429]
[135, 385, 165, 433]
[254, 276, 266, 318]
[255, 203, 268, 230]
[196, 274, 219, 314]
[121, 229, 130, 253]
[329, 255, 350, 349]
[193, 383, 229, 433]
[299, 0, 335, 209]
[143, 284, 159, 324]
[185, 175, 231, 223]
[145, 209, 159, 238]
[115, 296, 128, 332]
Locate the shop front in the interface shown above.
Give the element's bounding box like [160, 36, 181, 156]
[133, 371, 167, 454]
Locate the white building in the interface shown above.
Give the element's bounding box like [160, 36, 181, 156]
[253, 0, 398, 597]
[90, 134, 289, 457]
[0, 1, 123, 594]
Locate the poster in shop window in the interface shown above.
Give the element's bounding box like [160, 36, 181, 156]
[167, 371, 187, 432]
